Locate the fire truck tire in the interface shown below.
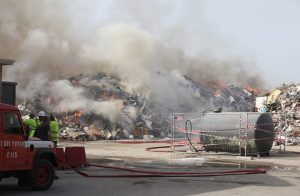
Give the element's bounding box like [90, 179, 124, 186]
[30, 159, 55, 191]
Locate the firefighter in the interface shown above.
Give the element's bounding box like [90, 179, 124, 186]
[34, 111, 50, 141]
[24, 113, 37, 137]
[34, 112, 59, 180]
[37, 111, 45, 125]
[49, 113, 59, 147]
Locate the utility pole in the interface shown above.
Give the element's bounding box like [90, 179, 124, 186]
[0, 59, 15, 102]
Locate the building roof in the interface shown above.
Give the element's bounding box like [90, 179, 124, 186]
[0, 59, 15, 65]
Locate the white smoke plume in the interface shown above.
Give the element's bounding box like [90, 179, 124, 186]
[49, 80, 136, 129]
[1, 0, 265, 115]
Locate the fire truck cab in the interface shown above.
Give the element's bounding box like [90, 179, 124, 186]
[0, 103, 56, 190]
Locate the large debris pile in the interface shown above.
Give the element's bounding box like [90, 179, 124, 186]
[183, 76, 255, 112]
[256, 83, 300, 145]
[19, 73, 256, 141]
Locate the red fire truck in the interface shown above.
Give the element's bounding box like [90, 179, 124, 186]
[0, 103, 57, 190]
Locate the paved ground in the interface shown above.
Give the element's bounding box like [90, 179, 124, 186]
[62, 140, 300, 168]
[1, 141, 300, 195]
[1, 166, 300, 196]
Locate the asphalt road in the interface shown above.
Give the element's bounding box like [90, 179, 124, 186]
[1, 167, 300, 196]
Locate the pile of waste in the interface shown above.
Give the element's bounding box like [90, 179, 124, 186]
[255, 83, 300, 145]
[18, 72, 256, 141]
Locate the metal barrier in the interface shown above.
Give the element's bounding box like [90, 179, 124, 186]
[65, 146, 89, 168]
[171, 112, 276, 157]
[171, 113, 203, 155]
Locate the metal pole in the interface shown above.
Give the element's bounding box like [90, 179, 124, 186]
[284, 130, 287, 152]
[239, 113, 241, 156]
[0, 66, 2, 102]
[279, 128, 282, 151]
[171, 113, 175, 157]
[245, 113, 248, 157]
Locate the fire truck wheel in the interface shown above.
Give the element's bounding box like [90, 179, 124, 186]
[30, 159, 55, 191]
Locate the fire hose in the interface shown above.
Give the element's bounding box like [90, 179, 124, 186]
[74, 163, 266, 178]
[56, 138, 267, 179]
[145, 145, 186, 152]
[56, 157, 266, 178]
[185, 120, 201, 152]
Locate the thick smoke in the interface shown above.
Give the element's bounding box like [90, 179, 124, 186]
[1, 0, 265, 118]
[49, 80, 136, 129]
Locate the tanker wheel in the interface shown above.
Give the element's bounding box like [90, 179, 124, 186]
[30, 159, 55, 191]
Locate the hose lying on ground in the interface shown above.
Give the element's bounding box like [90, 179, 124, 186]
[72, 162, 266, 178]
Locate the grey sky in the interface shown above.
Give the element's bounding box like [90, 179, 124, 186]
[203, 0, 300, 87]
[2, 0, 299, 90]
[87, 0, 300, 88]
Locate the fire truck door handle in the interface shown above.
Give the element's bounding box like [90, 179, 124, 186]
[30, 144, 34, 151]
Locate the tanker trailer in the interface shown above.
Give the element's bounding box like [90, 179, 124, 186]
[198, 112, 275, 156]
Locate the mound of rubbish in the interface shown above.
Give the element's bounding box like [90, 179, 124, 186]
[256, 83, 300, 145]
[18, 72, 256, 141]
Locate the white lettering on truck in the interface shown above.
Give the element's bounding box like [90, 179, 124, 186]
[0, 140, 25, 147]
[6, 151, 18, 159]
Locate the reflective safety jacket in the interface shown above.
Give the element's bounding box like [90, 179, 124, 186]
[50, 120, 59, 142]
[24, 118, 37, 137]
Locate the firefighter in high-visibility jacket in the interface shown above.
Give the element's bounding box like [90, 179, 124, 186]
[49, 113, 59, 147]
[24, 113, 38, 137]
